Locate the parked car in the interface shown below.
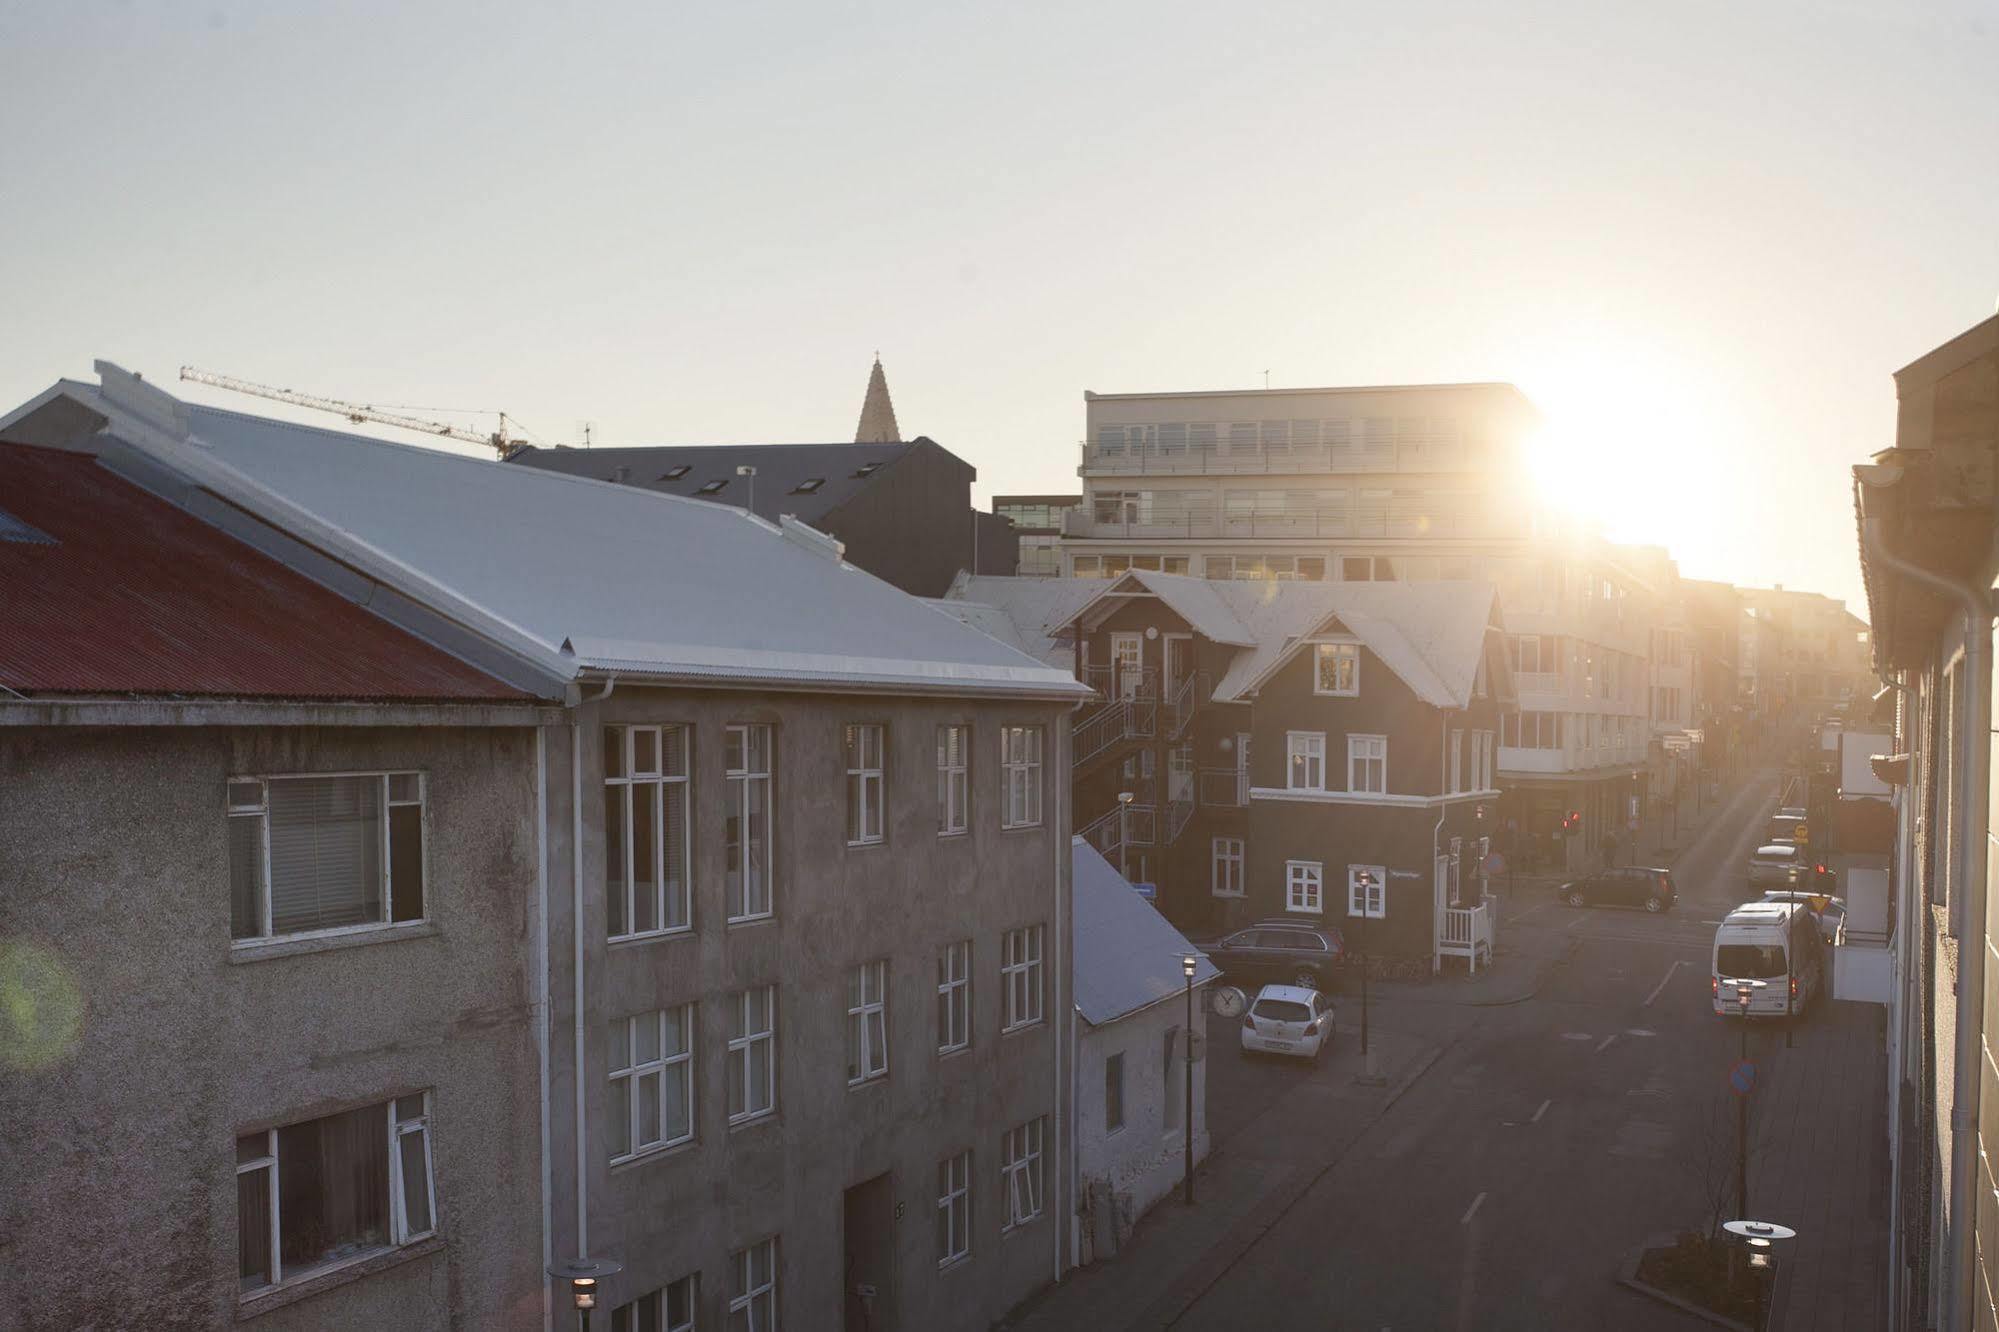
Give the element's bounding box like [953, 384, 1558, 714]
[1560, 866, 1678, 913]
[1758, 890, 1848, 945]
[1765, 814, 1807, 844]
[1748, 843, 1804, 888]
[1240, 984, 1334, 1059]
[1196, 920, 1344, 992]
[1712, 900, 1826, 1018]
[1777, 806, 1807, 819]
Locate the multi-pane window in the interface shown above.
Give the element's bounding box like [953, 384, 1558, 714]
[1286, 861, 1324, 913]
[1105, 1052, 1125, 1131]
[1211, 837, 1245, 897]
[729, 1238, 778, 1331]
[1348, 735, 1387, 793]
[727, 986, 776, 1124]
[1348, 864, 1387, 918]
[612, 1276, 696, 1332]
[1502, 711, 1561, 749]
[1477, 731, 1495, 788]
[937, 725, 969, 835]
[847, 961, 889, 1085]
[228, 772, 424, 941]
[609, 1006, 694, 1162]
[845, 724, 885, 846]
[1449, 730, 1464, 792]
[1001, 1118, 1046, 1231]
[1313, 642, 1359, 695]
[1285, 732, 1326, 791]
[604, 726, 691, 940]
[937, 1152, 971, 1267]
[236, 1095, 435, 1295]
[726, 725, 774, 921]
[1001, 727, 1044, 828]
[1001, 925, 1045, 1031]
[937, 941, 971, 1053]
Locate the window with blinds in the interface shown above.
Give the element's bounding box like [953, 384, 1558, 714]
[229, 773, 425, 941]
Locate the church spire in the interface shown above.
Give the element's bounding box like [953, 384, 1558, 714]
[854, 355, 902, 444]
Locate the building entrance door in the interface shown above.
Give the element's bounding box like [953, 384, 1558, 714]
[844, 1172, 896, 1331]
[1110, 632, 1143, 700]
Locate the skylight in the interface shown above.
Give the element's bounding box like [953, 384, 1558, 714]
[660, 465, 692, 481]
[791, 478, 825, 494]
[853, 462, 882, 478]
[697, 479, 728, 495]
[0, 505, 55, 545]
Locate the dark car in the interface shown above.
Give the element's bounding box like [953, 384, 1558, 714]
[1196, 920, 1345, 991]
[1561, 866, 1677, 913]
[1765, 814, 1807, 845]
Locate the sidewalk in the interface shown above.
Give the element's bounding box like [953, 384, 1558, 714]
[998, 1023, 1452, 1331]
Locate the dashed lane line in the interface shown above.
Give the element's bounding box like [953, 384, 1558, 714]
[1594, 1033, 1618, 1054]
[1643, 960, 1688, 1008]
[1531, 1098, 1551, 1124]
[1461, 1191, 1487, 1225]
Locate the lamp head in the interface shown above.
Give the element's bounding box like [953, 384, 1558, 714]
[1182, 953, 1198, 979]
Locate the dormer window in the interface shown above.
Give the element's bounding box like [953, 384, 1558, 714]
[659, 465, 692, 481]
[792, 478, 825, 494]
[697, 479, 727, 495]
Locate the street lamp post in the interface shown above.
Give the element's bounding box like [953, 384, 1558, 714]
[1732, 979, 1766, 1223]
[1182, 952, 1198, 1205]
[1356, 869, 1383, 1085]
[1723, 1219, 1796, 1330]
[1117, 791, 1134, 879]
[549, 1258, 623, 1332]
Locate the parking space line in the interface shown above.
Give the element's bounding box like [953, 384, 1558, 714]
[1531, 1098, 1551, 1124]
[1594, 1033, 1617, 1054]
[1461, 1191, 1487, 1225]
[1643, 960, 1687, 1008]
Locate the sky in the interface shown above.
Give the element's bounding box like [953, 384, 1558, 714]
[2, 0, 1995, 614]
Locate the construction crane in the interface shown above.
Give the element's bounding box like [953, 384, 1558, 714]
[177, 366, 528, 458]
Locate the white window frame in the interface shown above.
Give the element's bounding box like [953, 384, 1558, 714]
[1285, 731, 1326, 792]
[727, 985, 777, 1125]
[228, 770, 426, 944]
[937, 724, 969, 836]
[1001, 726, 1044, 829]
[1312, 641, 1360, 696]
[1001, 1117, 1046, 1231]
[1001, 925, 1045, 1031]
[603, 725, 692, 942]
[608, 1006, 694, 1163]
[1285, 860, 1324, 913]
[938, 1151, 971, 1267]
[1211, 836, 1245, 898]
[845, 723, 886, 846]
[937, 940, 971, 1054]
[1348, 734, 1387, 794]
[1449, 729, 1464, 793]
[1348, 864, 1387, 918]
[729, 1237, 778, 1331]
[847, 960, 889, 1085]
[726, 725, 774, 922]
[611, 1277, 696, 1332]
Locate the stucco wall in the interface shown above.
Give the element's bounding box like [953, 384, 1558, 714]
[1074, 990, 1211, 1251]
[0, 723, 546, 1331]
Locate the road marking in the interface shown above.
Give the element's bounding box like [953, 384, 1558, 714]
[1562, 1032, 1594, 1041]
[1643, 960, 1687, 1008]
[1567, 914, 1586, 932]
[1531, 1098, 1551, 1124]
[1461, 1191, 1487, 1225]
[1700, 919, 1729, 926]
[1594, 1033, 1617, 1054]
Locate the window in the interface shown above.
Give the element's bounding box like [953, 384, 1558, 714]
[1449, 730, 1464, 792]
[937, 940, 971, 1053]
[1348, 864, 1386, 918]
[697, 479, 727, 495]
[1001, 925, 1045, 1031]
[1502, 711, 1560, 749]
[1286, 861, 1324, 913]
[937, 1152, 971, 1266]
[1001, 727, 1044, 828]
[612, 1276, 696, 1332]
[1286, 731, 1326, 791]
[609, 1006, 694, 1162]
[1211, 837, 1245, 897]
[1105, 1052, 1125, 1132]
[1478, 731, 1495, 788]
[236, 1094, 434, 1295]
[729, 1238, 778, 1330]
[604, 726, 691, 940]
[726, 725, 774, 921]
[790, 477, 824, 494]
[847, 961, 889, 1084]
[1314, 642, 1359, 695]
[660, 464, 692, 481]
[1001, 1118, 1046, 1230]
[1348, 735, 1387, 794]
[845, 724, 885, 846]
[937, 725, 969, 835]
[727, 986, 776, 1124]
[229, 772, 425, 942]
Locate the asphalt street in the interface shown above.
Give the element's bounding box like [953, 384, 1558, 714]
[1172, 769, 1873, 1330]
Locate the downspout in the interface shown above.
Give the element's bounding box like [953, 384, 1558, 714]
[1053, 708, 1070, 1287]
[572, 677, 616, 1259]
[536, 729, 554, 1332]
[1434, 713, 1450, 976]
[1863, 514, 1992, 1332]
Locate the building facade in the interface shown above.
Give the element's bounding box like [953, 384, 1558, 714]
[994, 494, 1081, 578]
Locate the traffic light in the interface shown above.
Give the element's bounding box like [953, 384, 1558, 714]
[1562, 810, 1582, 837]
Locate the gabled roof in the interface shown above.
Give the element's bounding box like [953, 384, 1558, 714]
[0, 441, 529, 702]
[507, 439, 917, 525]
[935, 574, 1111, 667]
[1072, 838, 1219, 1026]
[2, 368, 1090, 703]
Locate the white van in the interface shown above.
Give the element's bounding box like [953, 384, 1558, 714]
[1711, 901, 1826, 1018]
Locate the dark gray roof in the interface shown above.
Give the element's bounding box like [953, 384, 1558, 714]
[507, 440, 920, 524]
[1072, 839, 1219, 1025]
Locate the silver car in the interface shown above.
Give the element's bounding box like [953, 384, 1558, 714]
[1747, 843, 1803, 889]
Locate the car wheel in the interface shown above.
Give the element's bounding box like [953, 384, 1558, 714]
[1566, 890, 1586, 908]
[1291, 968, 1322, 990]
[1644, 897, 1664, 913]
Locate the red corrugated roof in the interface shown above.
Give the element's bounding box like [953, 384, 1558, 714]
[0, 442, 534, 702]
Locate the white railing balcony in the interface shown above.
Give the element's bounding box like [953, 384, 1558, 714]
[1439, 902, 1493, 973]
[1080, 438, 1481, 477]
[1063, 505, 1497, 543]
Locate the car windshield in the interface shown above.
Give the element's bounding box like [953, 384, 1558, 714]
[1252, 999, 1312, 1022]
[1717, 944, 1788, 978]
[1753, 848, 1797, 862]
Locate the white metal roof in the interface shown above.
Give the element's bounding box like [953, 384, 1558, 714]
[1071, 838, 1219, 1026]
[940, 574, 1109, 668]
[16, 370, 1090, 701]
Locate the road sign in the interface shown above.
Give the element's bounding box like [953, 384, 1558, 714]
[1132, 881, 1157, 900]
[1792, 824, 1810, 843]
[1729, 1059, 1757, 1096]
[1484, 852, 1507, 876]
